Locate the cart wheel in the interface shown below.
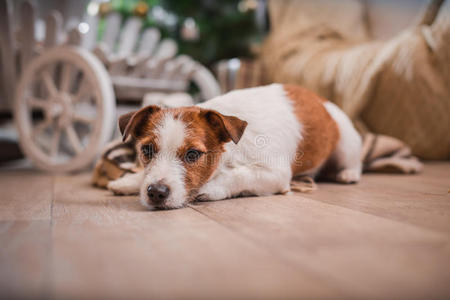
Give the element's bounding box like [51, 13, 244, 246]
[14, 46, 116, 172]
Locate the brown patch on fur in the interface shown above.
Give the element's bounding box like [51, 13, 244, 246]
[284, 85, 340, 175]
[121, 106, 247, 200]
[202, 111, 248, 144]
[120, 106, 161, 142]
[173, 108, 246, 198]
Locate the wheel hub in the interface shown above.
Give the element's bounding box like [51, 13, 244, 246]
[48, 93, 72, 127]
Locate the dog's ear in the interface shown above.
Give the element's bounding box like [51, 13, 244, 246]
[202, 110, 247, 144]
[118, 111, 135, 137]
[119, 106, 161, 142]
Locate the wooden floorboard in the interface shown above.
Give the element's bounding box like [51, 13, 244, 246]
[0, 170, 53, 221]
[49, 174, 341, 300]
[0, 221, 51, 299]
[0, 170, 53, 298]
[0, 163, 449, 299]
[191, 191, 450, 299]
[302, 162, 450, 234]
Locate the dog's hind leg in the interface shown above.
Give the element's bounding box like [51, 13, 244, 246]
[324, 102, 362, 184]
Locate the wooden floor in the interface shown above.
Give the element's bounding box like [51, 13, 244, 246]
[0, 162, 449, 299]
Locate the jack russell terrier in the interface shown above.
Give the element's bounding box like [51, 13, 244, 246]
[108, 84, 362, 209]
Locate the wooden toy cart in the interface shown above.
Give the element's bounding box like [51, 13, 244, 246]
[0, 0, 220, 172]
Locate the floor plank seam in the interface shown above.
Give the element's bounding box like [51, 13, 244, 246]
[188, 204, 352, 296]
[44, 175, 56, 300]
[290, 191, 450, 237]
[50, 176, 55, 228]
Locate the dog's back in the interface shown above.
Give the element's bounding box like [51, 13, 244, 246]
[198, 83, 358, 180]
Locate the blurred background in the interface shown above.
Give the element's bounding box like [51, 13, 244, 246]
[5, 0, 268, 67]
[2, 0, 435, 64]
[0, 0, 448, 171]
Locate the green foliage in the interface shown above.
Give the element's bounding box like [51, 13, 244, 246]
[98, 0, 264, 67]
[162, 0, 263, 66]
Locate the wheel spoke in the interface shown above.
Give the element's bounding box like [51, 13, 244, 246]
[71, 77, 90, 103]
[65, 124, 83, 154]
[42, 70, 58, 96]
[27, 97, 50, 110]
[50, 127, 61, 157]
[60, 63, 74, 93]
[73, 113, 95, 125]
[32, 118, 52, 136]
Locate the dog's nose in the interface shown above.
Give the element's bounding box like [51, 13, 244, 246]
[147, 183, 170, 204]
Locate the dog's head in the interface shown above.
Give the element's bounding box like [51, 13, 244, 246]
[119, 105, 247, 209]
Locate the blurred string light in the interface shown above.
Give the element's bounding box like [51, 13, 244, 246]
[228, 58, 241, 71]
[134, 1, 149, 17]
[99, 2, 113, 17]
[238, 0, 258, 13]
[78, 22, 90, 34]
[150, 5, 165, 21]
[181, 17, 199, 41]
[237, 0, 266, 33]
[149, 5, 177, 29]
[87, 1, 99, 16]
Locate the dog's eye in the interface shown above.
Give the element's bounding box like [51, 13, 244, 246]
[184, 149, 203, 163]
[141, 144, 155, 161]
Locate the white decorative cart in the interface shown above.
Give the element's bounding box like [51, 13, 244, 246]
[0, 0, 220, 172]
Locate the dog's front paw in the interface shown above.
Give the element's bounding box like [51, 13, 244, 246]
[196, 184, 229, 201]
[107, 177, 139, 196]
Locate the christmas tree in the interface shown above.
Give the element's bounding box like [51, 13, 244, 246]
[97, 0, 266, 67]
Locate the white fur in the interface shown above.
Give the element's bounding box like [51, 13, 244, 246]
[140, 112, 187, 208]
[106, 147, 134, 160]
[197, 84, 302, 200]
[157, 113, 186, 153]
[323, 101, 362, 183]
[108, 171, 143, 195]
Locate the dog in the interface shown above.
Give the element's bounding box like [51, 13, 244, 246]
[108, 84, 362, 209]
